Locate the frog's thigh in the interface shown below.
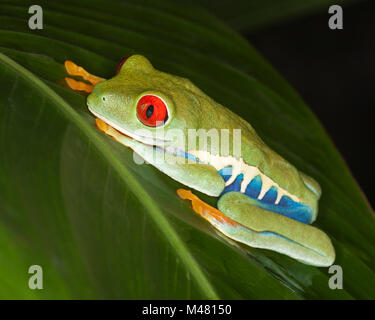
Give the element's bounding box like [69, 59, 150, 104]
[217, 192, 335, 267]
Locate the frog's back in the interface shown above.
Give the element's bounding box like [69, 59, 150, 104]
[160, 67, 322, 224]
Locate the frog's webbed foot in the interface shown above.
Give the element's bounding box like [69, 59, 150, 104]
[95, 118, 133, 146]
[64, 60, 105, 93]
[177, 189, 240, 228]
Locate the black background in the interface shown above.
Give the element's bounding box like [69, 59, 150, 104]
[247, 1, 374, 208]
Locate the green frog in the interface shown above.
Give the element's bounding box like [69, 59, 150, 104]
[65, 55, 335, 267]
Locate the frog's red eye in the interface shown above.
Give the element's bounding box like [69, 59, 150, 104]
[137, 95, 168, 127]
[116, 55, 131, 74]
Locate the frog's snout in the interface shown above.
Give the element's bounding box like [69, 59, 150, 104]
[87, 89, 109, 111]
[87, 81, 108, 104]
[86, 92, 96, 110]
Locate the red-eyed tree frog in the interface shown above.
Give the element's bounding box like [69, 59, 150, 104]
[64, 55, 335, 267]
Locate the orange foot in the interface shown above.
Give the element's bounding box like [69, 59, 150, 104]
[177, 189, 238, 227]
[95, 118, 121, 142]
[64, 60, 105, 93]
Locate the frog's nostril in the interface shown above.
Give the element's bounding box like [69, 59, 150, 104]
[102, 96, 106, 102]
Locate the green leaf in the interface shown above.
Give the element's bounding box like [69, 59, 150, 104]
[190, 0, 357, 32]
[0, 0, 374, 299]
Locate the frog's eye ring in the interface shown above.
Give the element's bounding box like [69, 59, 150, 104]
[136, 95, 168, 127]
[116, 55, 131, 74]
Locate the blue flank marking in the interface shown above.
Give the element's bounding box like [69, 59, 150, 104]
[246, 175, 262, 198]
[218, 166, 313, 224]
[262, 186, 278, 204]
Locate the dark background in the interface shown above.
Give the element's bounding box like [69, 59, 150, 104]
[247, 1, 374, 207]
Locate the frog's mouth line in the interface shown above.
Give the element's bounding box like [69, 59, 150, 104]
[89, 108, 203, 164]
[88, 107, 171, 146]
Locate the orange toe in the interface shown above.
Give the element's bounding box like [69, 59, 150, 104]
[177, 189, 237, 226]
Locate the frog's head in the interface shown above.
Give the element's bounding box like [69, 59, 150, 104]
[87, 55, 208, 149]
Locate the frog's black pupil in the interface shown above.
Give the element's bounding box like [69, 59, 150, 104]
[146, 105, 154, 118]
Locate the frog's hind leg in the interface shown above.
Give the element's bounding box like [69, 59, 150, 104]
[177, 189, 334, 266]
[217, 192, 335, 267]
[64, 60, 105, 93]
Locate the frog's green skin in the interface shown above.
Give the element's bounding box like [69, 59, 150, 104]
[87, 55, 335, 267]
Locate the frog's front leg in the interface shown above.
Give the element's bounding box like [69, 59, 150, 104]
[217, 192, 335, 267]
[64, 61, 105, 93]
